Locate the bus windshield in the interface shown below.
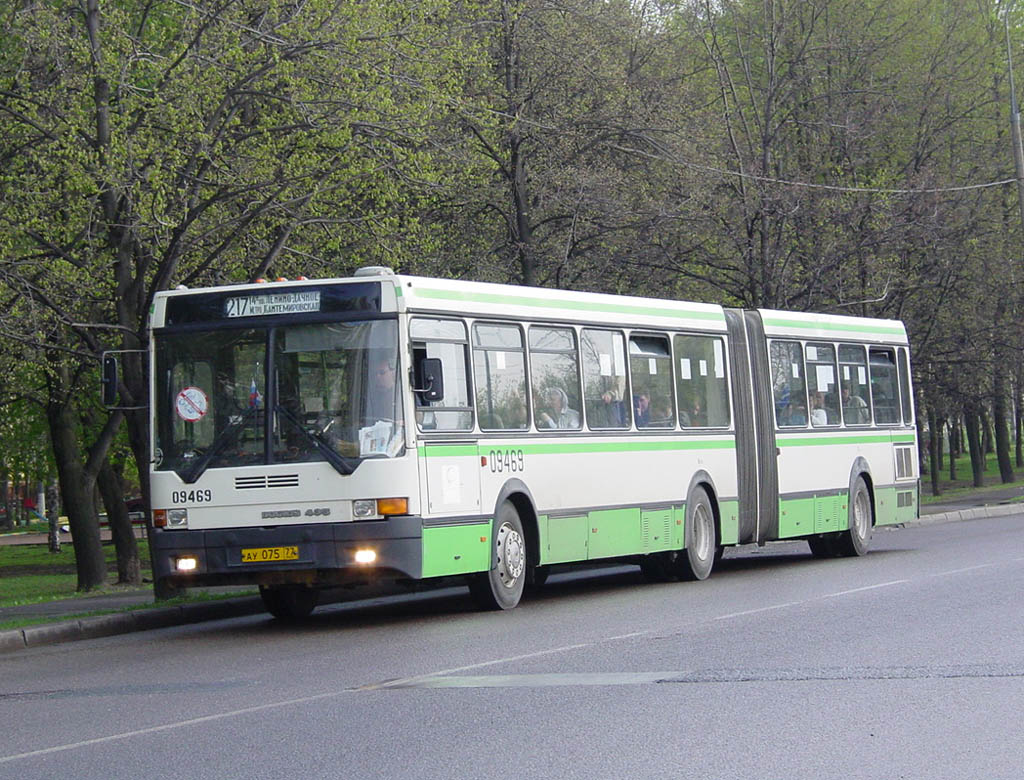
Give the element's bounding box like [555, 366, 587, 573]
[154, 319, 403, 478]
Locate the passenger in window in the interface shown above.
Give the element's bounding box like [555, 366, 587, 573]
[365, 357, 397, 424]
[506, 396, 528, 429]
[842, 386, 869, 424]
[633, 392, 651, 427]
[680, 395, 705, 428]
[592, 390, 625, 428]
[779, 398, 807, 426]
[538, 387, 579, 429]
[810, 392, 828, 427]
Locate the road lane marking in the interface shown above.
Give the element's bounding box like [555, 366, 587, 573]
[715, 579, 909, 621]
[363, 663, 1024, 690]
[925, 563, 997, 577]
[0, 690, 351, 764]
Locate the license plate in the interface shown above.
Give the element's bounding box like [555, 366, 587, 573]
[240, 546, 299, 563]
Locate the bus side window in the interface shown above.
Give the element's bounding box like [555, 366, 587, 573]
[629, 334, 675, 429]
[674, 334, 730, 428]
[838, 344, 871, 425]
[898, 347, 914, 425]
[770, 340, 808, 427]
[868, 347, 900, 425]
[529, 326, 581, 431]
[410, 318, 473, 431]
[472, 322, 529, 431]
[804, 343, 840, 427]
[582, 329, 630, 430]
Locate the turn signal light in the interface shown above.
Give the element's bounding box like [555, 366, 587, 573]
[377, 497, 408, 516]
[153, 509, 167, 528]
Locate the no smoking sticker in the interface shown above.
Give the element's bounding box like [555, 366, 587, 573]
[175, 386, 208, 422]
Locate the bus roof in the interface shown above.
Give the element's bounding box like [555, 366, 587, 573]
[150, 271, 907, 343]
[394, 274, 727, 331]
[759, 308, 908, 345]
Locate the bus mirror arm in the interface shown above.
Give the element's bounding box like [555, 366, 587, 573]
[412, 357, 444, 403]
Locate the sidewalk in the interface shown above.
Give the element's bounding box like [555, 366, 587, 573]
[2, 491, 1022, 654]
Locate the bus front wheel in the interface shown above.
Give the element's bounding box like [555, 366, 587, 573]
[470, 502, 526, 610]
[259, 585, 319, 620]
[677, 486, 716, 581]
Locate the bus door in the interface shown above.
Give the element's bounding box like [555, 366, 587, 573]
[724, 309, 778, 544]
[411, 318, 481, 518]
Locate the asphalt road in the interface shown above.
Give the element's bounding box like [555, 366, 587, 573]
[2, 515, 1023, 780]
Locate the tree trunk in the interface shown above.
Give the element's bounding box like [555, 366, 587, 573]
[964, 409, 985, 488]
[0, 467, 10, 531]
[97, 459, 141, 585]
[981, 408, 993, 455]
[928, 406, 941, 496]
[45, 480, 61, 553]
[46, 388, 106, 590]
[936, 416, 945, 472]
[949, 418, 958, 481]
[1015, 372, 1023, 468]
[993, 371, 1015, 483]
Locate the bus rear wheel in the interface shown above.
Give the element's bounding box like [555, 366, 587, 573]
[836, 476, 872, 557]
[470, 502, 527, 610]
[676, 486, 716, 581]
[260, 585, 319, 620]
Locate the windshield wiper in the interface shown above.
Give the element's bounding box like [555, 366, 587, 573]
[274, 404, 361, 476]
[179, 406, 258, 484]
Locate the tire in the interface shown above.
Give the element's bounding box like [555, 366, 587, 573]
[259, 585, 319, 620]
[807, 534, 839, 558]
[470, 502, 527, 610]
[640, 551, 679, 582]
[676, 486, 716, 581]
[836, 475, 872, 557]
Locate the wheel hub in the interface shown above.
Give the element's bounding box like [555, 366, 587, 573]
[496, 522, 525, 587]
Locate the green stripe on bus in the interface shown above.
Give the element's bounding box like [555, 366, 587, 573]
[761, 316, 905, 336]
[411, 287, 725, 322]
[419, 445, 479, 457]
[419, 439, 735, 457]
[777, 434, 904, 447]
[519, 440, 734, 455]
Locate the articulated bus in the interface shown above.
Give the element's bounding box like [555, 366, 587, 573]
[140, 268, 919, 618]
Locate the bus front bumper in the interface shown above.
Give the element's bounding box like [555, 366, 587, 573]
[151, 517, 423, 588]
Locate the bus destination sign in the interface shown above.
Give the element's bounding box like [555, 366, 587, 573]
[224, 291, 322, 318]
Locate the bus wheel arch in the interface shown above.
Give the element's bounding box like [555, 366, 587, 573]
[471, 481, 537, 609]
[839, 462, 874, 557]
[677, 474, 721, 581]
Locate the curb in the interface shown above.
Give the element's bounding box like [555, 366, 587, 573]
[906, 502, 1023, 527]
[0, 596, 264, 654]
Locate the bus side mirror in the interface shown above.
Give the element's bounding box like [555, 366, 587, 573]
[414, 357, 444, 402]
[102, 353, 119, 407]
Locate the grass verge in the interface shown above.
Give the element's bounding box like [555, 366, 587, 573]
[922, 452, 1024, 503]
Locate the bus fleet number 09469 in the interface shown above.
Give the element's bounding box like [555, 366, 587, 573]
[171, 489, 213, 504]
[488, 449, 525, 474]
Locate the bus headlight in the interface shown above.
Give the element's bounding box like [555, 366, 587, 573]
[353, 500, 376, 519]
[167, 509, 188, 528]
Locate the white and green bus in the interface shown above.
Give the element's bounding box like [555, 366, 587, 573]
[140, 268, 918, 617]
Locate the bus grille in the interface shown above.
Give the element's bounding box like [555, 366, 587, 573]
[235, 475, 300, 490]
